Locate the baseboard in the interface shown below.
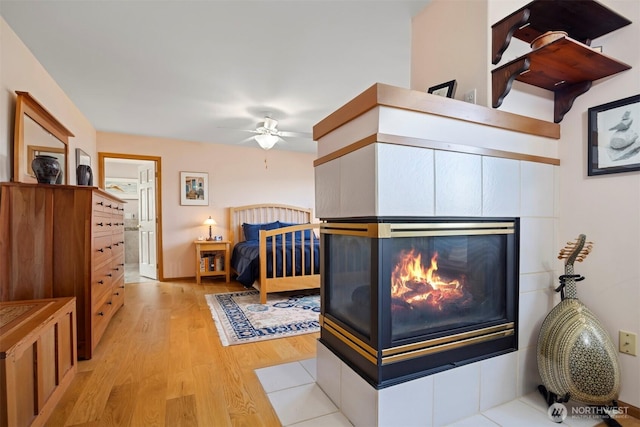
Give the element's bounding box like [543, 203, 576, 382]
[619, 400, 640, 420]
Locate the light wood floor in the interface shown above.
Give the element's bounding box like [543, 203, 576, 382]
[48, 279, 318, 427]
[48, 279, 640, 427]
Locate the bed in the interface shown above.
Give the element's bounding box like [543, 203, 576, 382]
[229, 204, 321, 304]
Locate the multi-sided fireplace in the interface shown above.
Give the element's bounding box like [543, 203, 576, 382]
[319, 218, 519, 388]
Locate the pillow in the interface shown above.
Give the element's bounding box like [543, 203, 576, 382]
[242, 221, 279, 241]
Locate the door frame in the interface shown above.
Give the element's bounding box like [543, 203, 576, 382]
[98, 152, 164, 281]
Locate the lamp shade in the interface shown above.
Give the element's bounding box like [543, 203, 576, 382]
[203, 216, 216, 226]
[254, 134, 279, 150]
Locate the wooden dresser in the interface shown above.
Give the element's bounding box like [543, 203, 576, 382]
[0, 182, 125, 359]
[0, 297, 77, 427]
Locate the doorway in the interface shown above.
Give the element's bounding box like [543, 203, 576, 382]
[98, 152, 164, 283]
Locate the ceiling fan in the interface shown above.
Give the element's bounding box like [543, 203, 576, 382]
[244, 116, 311, 150]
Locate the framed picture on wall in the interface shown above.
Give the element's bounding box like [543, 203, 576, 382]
[105, 177, 138, 199]
[180, 171, 208, 206]
[588, 94, 640, 176]
[76, 148, 91, 166]
[427, 80, 457, 98]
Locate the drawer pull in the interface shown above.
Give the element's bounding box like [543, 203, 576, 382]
[119, 263, 125, 266]
[97, 222, 103, 227]
[119, 285, 125, 289]
[113, 242, 119, 246]
[97, 201, 104, 206]
[98, 248, 104, 253]
[106, 273, 113, 277]
[114, 267, 120, 271]
[98, 311, 104, 316]
[106, 204, 112, 208]
[106, 245, 112, 249]
[107, 301, 113, 305]
[98, 280, 104, 284]
[107, 222, 112, 226]
[114, 292, 120, 296]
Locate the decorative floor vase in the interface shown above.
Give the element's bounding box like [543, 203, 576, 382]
[31, 154, 61, 184]
[538, 298, 620, 405]
[537, 235, 620, 407]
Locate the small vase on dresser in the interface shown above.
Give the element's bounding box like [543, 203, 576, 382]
[76, 164, 93, 186]
[31, 154, 61, 184]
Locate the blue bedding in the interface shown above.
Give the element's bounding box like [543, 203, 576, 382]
[231, 237, 320, 287]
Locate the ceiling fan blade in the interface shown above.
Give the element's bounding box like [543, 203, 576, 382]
[278, 130, 312, 139]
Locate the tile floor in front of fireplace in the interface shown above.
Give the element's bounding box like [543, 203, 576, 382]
[255, 358, 607, 427]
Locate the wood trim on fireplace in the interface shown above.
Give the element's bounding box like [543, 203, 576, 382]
[313, 133, 560, 167]
[312, 83, 560, 141]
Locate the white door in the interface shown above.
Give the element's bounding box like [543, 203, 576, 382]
[138, 163, 157, 279]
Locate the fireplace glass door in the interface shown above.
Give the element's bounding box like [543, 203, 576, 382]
[322, 219, 518, 347]
[389, 234, 507, 341]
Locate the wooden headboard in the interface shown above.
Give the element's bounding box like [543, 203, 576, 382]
[228, 204, 314, 248]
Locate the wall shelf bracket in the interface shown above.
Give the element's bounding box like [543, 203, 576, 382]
[553, 81, 592, 123]
[492, 58, 530, 109]
[492, 8, 530, 65]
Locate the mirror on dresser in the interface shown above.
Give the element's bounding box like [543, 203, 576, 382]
[13, 91, 74, 184]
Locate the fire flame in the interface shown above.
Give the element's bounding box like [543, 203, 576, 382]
[391, 249, 466, 310]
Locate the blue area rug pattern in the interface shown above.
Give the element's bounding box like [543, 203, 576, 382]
[205, 290, 320, 346]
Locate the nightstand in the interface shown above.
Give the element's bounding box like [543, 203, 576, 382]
[194, 240, 230, 284]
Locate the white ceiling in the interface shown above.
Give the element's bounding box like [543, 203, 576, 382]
[1, 0, 430, 154]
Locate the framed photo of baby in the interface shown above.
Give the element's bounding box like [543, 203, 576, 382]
[180, 171, 208, 206]
[588, 94, 640, 176]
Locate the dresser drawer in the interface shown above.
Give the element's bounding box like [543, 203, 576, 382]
[92, 193, 111, 213]
[92, 212, 113, 236]
[111, 286, 125, 311]
[107, 201, 125, 216]
[111, 237, 125, 260]
[92, 291, 115, 346]
[110, 258, 125, 280]
[93, 235, 113, 266]
[91, 260, 113, 294]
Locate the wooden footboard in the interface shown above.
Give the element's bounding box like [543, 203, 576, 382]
[258, 223, 320, 303]
[228, 204, 321, 304]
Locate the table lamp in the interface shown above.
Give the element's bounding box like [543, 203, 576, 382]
[203, 216, 216, 241]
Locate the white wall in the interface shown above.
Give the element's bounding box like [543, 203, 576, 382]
[97, 131, 316, 279]
[0, 17, 96, 183]
[552, 0, 640, 408]
[411, 0, 489, 106]
[411, 0, 640, 409]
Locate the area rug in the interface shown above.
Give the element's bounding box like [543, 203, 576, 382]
[205, 290, 320, 346]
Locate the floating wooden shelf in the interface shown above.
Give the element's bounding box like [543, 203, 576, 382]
[492, 36, 631, 122]
[492, 0, 632, 65]
[491, 0, 632, 123]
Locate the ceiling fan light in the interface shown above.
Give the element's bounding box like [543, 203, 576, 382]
[254, 134, 279, 150]
[263, 117, 278, 130]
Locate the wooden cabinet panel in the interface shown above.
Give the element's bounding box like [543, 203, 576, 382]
[0, 185, 53, 300]
[0, 297, 77, 427]
[0, 183, 125, 359]
[12, 345, 35, 427]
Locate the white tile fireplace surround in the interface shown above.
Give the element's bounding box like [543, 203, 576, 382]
[312, 83, 562, 426]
